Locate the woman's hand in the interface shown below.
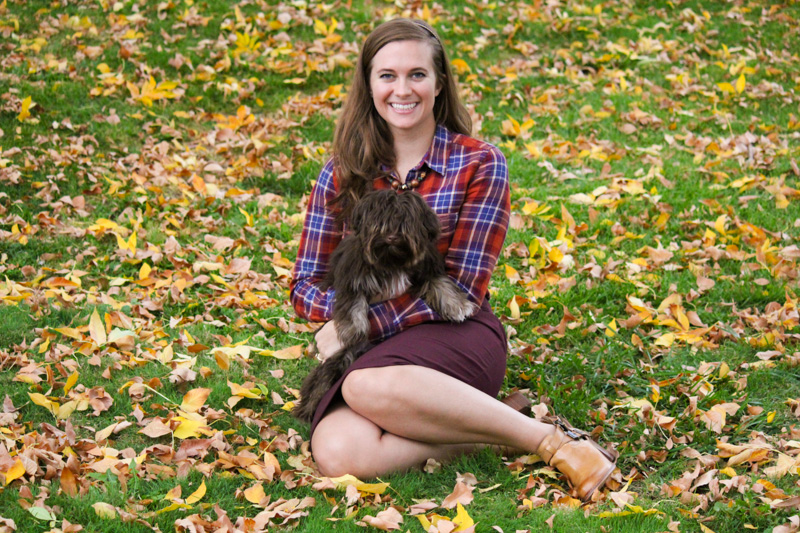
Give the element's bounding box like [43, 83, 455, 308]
[314, 321, 343, 361]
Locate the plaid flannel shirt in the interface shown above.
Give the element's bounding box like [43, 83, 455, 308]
[290, 124, 510, 342]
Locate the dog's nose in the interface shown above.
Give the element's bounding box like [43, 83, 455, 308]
[385, 235, 400, 244]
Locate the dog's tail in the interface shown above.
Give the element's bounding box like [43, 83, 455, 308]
[292, 340, 373, 424]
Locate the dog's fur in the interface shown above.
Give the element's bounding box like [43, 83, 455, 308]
[293, 189, 478, 423]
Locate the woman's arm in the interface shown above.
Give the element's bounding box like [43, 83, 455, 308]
[290, 160, 340, 323]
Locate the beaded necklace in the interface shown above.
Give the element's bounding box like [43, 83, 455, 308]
[386, 170, 427, 191]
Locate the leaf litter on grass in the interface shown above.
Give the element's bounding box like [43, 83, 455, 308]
[1, 0, 800, 531]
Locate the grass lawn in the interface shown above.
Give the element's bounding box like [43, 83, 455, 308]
[1, 0, 799, 532]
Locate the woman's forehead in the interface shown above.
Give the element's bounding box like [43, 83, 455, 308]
[371, 40, 435, 71]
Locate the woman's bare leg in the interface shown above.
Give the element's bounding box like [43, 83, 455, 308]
[311, 402, 480, 478]
[311, 365, 556, 477]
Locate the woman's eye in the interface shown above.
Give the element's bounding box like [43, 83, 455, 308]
[411, 72, 426, 79]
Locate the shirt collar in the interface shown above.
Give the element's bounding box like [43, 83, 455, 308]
[380, 124, 451, 178]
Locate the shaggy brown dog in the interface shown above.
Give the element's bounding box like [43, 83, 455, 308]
[293, 189, 478, 423]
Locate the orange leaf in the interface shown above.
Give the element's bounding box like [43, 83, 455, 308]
[244, 483, 266, 505]
[180, 388, 211, 413]
[60, 467, 79, 496]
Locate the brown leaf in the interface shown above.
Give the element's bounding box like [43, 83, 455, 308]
[139, 418, 172, 438]
[773, 496, 800, 510]
[359, 507, 403, 531]
[441, 481, 474, 509]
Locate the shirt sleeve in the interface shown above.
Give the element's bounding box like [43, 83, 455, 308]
[365, 144, 510, 341]
[289, 159, 340, 323]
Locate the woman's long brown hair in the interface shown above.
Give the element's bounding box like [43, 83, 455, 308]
[329, 18, 472, 223]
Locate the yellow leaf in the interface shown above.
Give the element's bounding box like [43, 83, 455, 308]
[64, 371, 79, 394]
[156, 502, 191, 514]
[699, 523, 717, 533]
[417, 515, 433, 530]
[714, 214, 728, 236]
[719, 467, 737, 477]
[453, 503, 474, 532]
[180, 388, 211, 413]
[238, 207, 254, 227]
[328, 474, 364, 490]
[548, 247, 564, 263]
[605, 318, 618, 338]
[228, 381, 262, 399]
[17, 96, 33, 122]
[313, 18, 328, 35]
[717, 82, 735, 93]
[654, 332, 675, 347]
[173, 416, 206, 439]
[139, 262, 152, 280]
[56, 400, 78, 420]
[4, 459, 25, 485]
[29, 392, 58, 415]
[89, 308, 107, 346]
[598, 504, 664, 518]
[92, 502, 117, 519]
[356, 481, 390, 495]
[115, 231, 136, 254]
[508, 296, 520, 320]
[501, 116, 521, 136]
[128, 231, 137, 254]
[525, 142, 541, 158]
[185, 480, 206, 505]
[244, 483, 266, 504]
[767, 411, 775, 423]
[735, 73, 746, 94]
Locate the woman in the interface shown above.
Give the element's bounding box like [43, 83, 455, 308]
[290, 18, 616, 501]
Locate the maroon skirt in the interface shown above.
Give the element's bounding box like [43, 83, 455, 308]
[309, 299, 508, 436]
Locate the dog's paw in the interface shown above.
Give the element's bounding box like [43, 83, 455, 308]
[334, 299, 370, 344]
[425, 277, 478, 322]
[440, 298, 479, 322]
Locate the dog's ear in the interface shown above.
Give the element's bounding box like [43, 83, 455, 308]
[349, 194, 371, 232]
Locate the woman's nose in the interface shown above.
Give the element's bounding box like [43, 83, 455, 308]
[395, 77, 412, 95]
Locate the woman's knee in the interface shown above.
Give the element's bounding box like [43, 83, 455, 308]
[341, 367, 400, 413]
[311, 431, 357, 477]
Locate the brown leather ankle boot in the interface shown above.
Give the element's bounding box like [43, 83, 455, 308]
[536, 416, 617, 502]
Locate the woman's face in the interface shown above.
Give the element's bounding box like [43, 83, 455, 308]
[369, 39, 440, 139]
